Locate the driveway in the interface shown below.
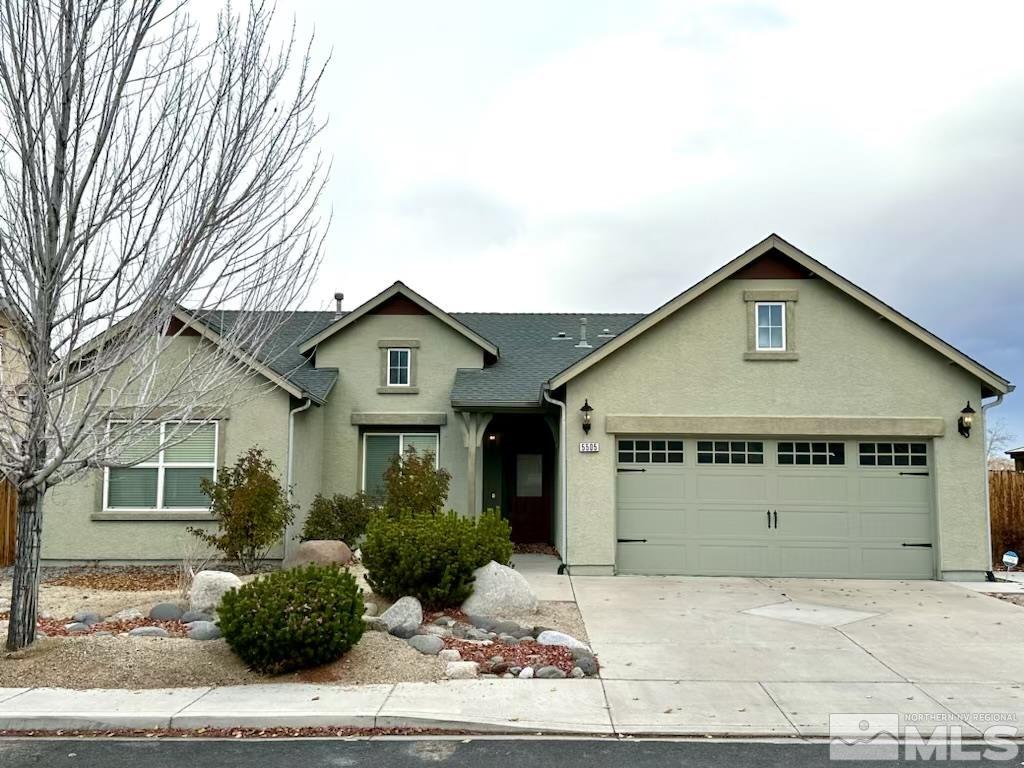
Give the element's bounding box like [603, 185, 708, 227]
[570, 574, 1024, 736]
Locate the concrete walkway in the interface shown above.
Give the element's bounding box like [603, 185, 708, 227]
[3, 564, 1023, 737]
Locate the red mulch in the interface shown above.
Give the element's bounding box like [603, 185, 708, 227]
[0, 612, 187, 638]
[424, 608, 471, 625]
[44, 567, 179, 591]
[442, 636, 578, 675]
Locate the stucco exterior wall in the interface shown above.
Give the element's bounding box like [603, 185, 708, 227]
[313, 314, 485, 513]
[288, 400, 325, 545]
[564, 277, 990, 577]
[41, 338, 292, 563]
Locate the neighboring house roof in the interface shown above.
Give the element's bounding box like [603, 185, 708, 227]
[298, 281, 499, 357]
[548, 234, 1013, 397]
[449, 313, 645, 407]
[1008, 447, 1024, 457]
[184, 309, 340, 405]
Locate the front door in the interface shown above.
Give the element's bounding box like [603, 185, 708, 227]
[509, 453, 551, 543]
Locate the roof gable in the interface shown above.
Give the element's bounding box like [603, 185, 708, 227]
[297, 281, 499, 357]
[548, 234, 1012, 396]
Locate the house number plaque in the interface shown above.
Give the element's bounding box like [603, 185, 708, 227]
[579, 442, 600, 453]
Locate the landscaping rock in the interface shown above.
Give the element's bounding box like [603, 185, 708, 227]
[465, 628, 491, 642]
[530, 625, 553, 638]
[492, 619, 522, 635]
[518, 667, 534, 679]
[379, 596, 423, 632]
[466, 614, 498, 631]
[438, 649, 462, 662]
[64, 622, 90, 633]
[282, 539, 353, 570]
[570, 667, 585, 678]
[497, 633, 520, 645]
[536, 665, 567, 679]
[509, 666, 522, 676]
[363, 602, 378, 617]
[148, 602, 183, 621]
[536, 630, 589, 652]
[180, 610, 213, 624]
[109, 608, 144, 622]
[71, 611, 103, 626]
[420, 625, 450, 637]
[189, 570, 242, 615]
[445, 661, 479, 679]
[187, 621, 222, 641]
[462, 561, 538, 617]
[407, 635, 444, 655]
[364, 616, 387, 632]
[571, 650, 599, 676]
[127, 626, 170, 638]
[389, 622, 419, 640]
[433, 616, 455, 627]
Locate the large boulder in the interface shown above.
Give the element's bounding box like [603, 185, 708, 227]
[536, 630, 589, 652]
[282, 540, 353, 570]
[189, 570, 243, 615]
[461, 561, 538, 617]
[379, 596, 423, 632]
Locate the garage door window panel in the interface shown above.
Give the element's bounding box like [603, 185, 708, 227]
[697, 440, 763, 465]
[778, 441, 845, 466]
[859, 442, 927, 467]
[618, 439, 683, 464]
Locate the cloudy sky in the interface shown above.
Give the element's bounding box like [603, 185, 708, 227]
[272, 0, 1023, 441]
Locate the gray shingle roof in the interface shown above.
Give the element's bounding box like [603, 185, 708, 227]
[192, 310, 341, 403]
[450, 313, 645, 406]
[191, 308, 644, 407]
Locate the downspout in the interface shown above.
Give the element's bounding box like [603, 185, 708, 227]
[983, 390, 1011, 581]
[287, 397, 313, 551]
[543, 387, 569, 575]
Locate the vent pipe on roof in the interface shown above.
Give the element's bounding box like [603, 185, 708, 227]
[597, 328, 615, 338]
[552, 331, 571, 340]
[334, 292, 344, 316]
[574, 317, 591, 349]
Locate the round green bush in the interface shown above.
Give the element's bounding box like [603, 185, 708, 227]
[300, 492, 373, 544]
[361, 509, 512, 608]
[218, 564, 365, 673]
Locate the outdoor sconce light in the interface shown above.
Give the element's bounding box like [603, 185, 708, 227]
[958, 401, 975, 439]
[580, 399, 594, 434]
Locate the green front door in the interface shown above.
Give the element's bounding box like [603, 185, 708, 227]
[615, 437, 935, 579]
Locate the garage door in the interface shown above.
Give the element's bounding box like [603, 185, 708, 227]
[615, 438, 935, 578]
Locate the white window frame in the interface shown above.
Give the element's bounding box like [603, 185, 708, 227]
[361, 431, 439, 493]
[102, 421, 219, 512]
[386, 347, 411, 387]
[754, 301, 786, 351]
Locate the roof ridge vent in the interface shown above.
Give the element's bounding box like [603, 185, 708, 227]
[574, 317, 591, 349]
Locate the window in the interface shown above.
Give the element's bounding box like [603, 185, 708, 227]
[362, 432, 439, 498]
[617, 439, 684, 464]
[105, 422, 218, 510]
[755, 302, 785, 350]
[387, 348, 410, 386]
[778, 441, 845, 466]
[859, 442, 927, 467]
[697, 440, 764, 465]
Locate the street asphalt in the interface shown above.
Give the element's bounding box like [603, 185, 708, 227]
[0, 737, 1016, 767]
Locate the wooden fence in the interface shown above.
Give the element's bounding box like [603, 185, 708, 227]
[990, 470, 1024, 563]
[0, 479, 14, 567]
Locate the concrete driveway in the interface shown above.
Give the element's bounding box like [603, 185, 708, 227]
[571, 574, 1024, 736]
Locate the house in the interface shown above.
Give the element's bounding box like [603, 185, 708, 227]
[40, 234, 1013, 581]
[1008, 448, 1024, 473]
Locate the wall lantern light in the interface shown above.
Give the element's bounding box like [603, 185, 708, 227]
[958, 401, 975, 439]
[580, 399, 594, 434]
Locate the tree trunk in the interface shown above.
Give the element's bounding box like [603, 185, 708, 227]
[6, 485, 43, 651]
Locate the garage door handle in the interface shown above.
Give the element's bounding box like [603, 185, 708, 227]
[766, 510, 770, 529]
[617, 538, 648, 543]
[773, 510, 778, 529]
[899, 471, 929, 476]
[902, 543, 932, 548]
[617, 468, 647, 473]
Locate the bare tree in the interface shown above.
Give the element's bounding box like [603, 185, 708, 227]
[988, 418, 1017, 470]
[0, 0, 327, 650]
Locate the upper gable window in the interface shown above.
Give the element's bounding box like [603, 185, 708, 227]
[387, 348, 410, 386]
[755, 302, 785, 351]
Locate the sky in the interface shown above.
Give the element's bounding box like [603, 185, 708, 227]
[258, 0, 1023, 443]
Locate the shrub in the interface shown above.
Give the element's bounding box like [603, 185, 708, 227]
[362, 508, 512, 607]
[218, 564, 365, 673]
[300, 492, 373, 543]
[381, 448, 451, 517]
[189, 447, 295, 573]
